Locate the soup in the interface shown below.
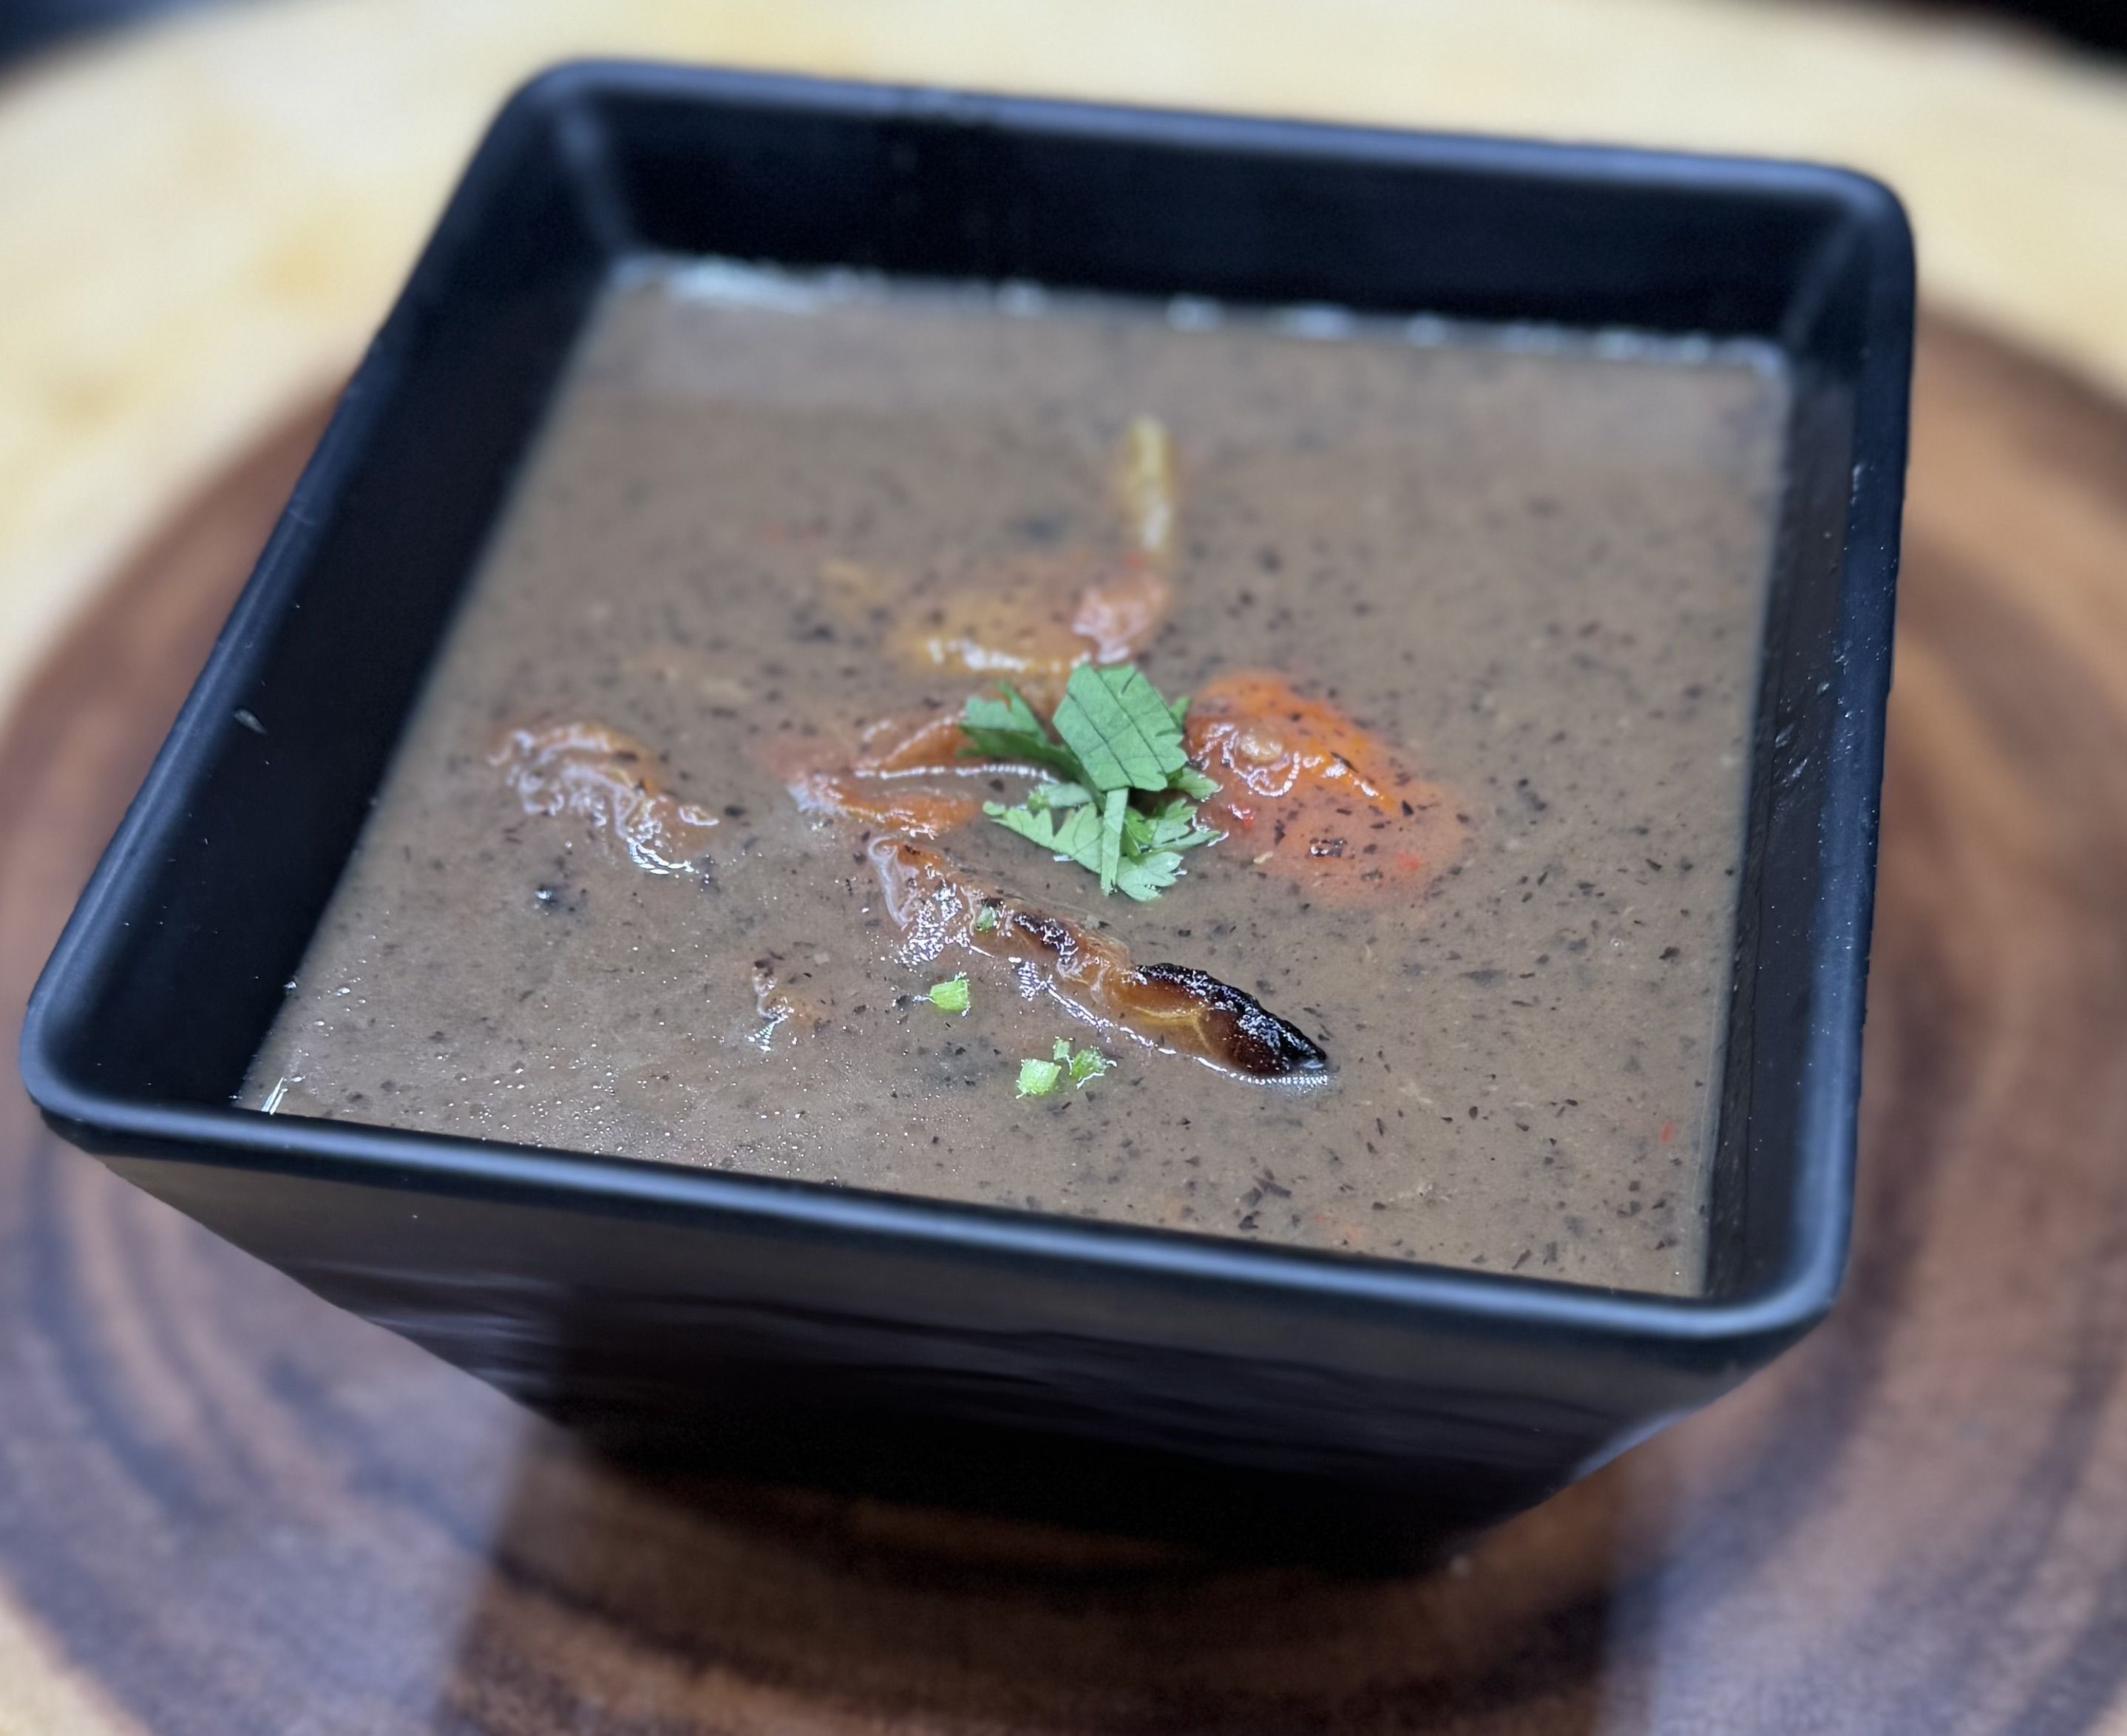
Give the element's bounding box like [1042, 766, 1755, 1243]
[243, 262, 1787, 1296]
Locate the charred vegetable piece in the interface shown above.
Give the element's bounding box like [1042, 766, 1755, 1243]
[889, 558, 1171, 691]
[866, 417, 1180, 689]
[784, 769, 982, 838]
[1129, 964, 1333, 1079]
[493, 721, 719, 873]
[1072, 567, 1173, 664]
[866, 833, 1330, 1084]
[852, 710, 992, 776]
[764, 711, 1006, 840]
[1183, 671, 1464, 900]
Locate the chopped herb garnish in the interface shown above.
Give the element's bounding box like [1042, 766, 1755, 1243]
[966, 663, 1223, 901]
[1116, 851, 1187, 901]
[1097, 787, 1128, 892]
[924, 973, 970, 1014]
[960, 688, 1079, 778]
[1051, 665, 1190, 793]
[1016, 1057, 1063, 1097]
[984, 800, 1109, 875]
[1067, 1045, 1110, 1086]
[1020, 1040, 1107, 1096]
[973, 904, 999, 934]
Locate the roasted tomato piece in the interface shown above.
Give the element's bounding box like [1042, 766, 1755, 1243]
[1184, 671, 1463, 900]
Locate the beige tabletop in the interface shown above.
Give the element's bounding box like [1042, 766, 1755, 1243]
[1, 0, 2125, 730]
[1, 2, 2125, 1730]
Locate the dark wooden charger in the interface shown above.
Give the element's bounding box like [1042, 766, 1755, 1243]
[2, 314, 2125, 1734]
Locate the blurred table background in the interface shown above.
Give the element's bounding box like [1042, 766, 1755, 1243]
[4, 0, 2126, 719]
[1, 3, 2125, 1733]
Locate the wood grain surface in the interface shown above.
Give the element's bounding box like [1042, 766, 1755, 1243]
[2, 314, 2125, 1734]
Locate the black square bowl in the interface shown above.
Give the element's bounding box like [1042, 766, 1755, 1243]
[20, 64, 1911, 1556]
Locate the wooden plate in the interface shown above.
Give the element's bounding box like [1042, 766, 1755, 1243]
[2, 313, 2124, 1735]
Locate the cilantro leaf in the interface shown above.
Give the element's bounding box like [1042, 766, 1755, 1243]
[975, 664, 1223, 902]
[1052, 1039, 1073, 1062]
[1116, 800, 1216, 863]
[984, 800, 1108, 875]
[1116, 850, 1187, 901]
[960, 686, 1079, 777]
[924, 974, 970, 1014]
[1051, 665, 1189, 793]
[984, 800, 1057, 850]
[1016, 1057, 1063, 1097]
[1097, 787, 1128, 895]
[1141, 795, 1220, 850]
[1068, 1047, 1110, 1085]
[960, 685, 1045, 747]
[1053, 804, 1110, 872]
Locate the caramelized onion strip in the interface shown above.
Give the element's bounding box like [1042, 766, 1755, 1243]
[867, 833, 1330, 1084]
[492, 720, 719, 874]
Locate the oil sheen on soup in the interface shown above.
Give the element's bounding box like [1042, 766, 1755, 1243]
[245, 262, 1788, 1296]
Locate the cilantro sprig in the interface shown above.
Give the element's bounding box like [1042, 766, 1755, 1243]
[969, 665, 1221, 901]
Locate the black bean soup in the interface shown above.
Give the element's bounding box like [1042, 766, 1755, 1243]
[244, 261, 1788, 1295]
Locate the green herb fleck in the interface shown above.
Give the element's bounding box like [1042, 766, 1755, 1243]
[1068, 1046, 1110, 1086]
[973, 904, 999, 934]
[1019, 1040, 1107, 1096]
[1016, 1057, 1064, 1098]
[965, 663, 1224, 902]
[924, 974, 970, 1014]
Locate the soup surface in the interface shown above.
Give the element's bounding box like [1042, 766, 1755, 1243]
[244, 262, 1788, 1295]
